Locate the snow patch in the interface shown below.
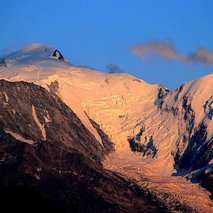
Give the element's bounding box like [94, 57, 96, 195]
[5, 130, 34, 145]
[32, 105, 46, 140]
[44, 115, 51, 123]
[3, 92, 9, 102]
[43, 110, 51, 123]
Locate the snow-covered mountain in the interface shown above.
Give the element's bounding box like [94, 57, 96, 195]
[0, 80, 166, 212]
[0, 43, 167, 150]
[0, 44, 212, 211]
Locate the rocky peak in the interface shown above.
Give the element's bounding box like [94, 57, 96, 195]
[52, 49, 64, 61]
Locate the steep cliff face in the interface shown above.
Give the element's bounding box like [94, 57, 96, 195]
[0, 80, 165, 212]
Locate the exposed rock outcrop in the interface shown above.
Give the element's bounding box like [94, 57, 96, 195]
[52, 49, 64, 61]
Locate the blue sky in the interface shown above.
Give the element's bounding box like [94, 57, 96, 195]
[0, 0, 213, 89]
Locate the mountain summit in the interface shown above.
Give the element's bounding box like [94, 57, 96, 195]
[0, 43, 66, 67]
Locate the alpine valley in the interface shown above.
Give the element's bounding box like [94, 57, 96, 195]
[0, 44, 212, 212]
